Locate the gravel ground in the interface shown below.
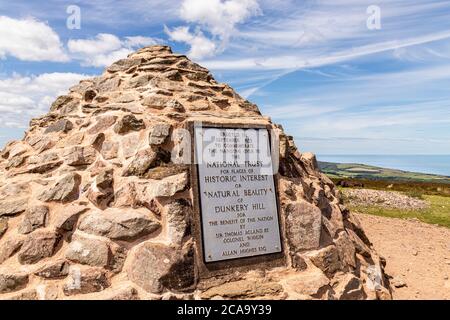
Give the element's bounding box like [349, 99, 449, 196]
[342, 188, 429, 210]
[357, 213, 450, 300]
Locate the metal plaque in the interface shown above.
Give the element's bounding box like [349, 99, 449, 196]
[195, 126, 282, 262]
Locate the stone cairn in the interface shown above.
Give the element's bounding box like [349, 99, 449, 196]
[0, 46, 391, 300]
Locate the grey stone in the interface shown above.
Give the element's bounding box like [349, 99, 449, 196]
[166, 99, 185, 112]
[78, 209, 160, 241]
[285, 200, 322, 251]
[107, 58, 142, 73]
[50, 95, 74, 112]
[87, 115, 118, 134]
[0, 236, 23, 264]
[166, 199, 190, 245]
[18, 205, 49, 234]
[128, 74, 152, 88]
[0, 198, 28, 217]
[127, 242, 195, 293]
[18, 230, 62, 264]
[148, 123, 171, 145]
[334, 231, 356, 268]
[23, 160, 63, 174]
[0, 273, 29, 293]
[38, 173, 81, 202]
[0, 217, 7, 238]
[106, 286, 140, 300]
[44, 119, 73, 134]
[66, 235, 111, 267]
[307, 245, 343, 278]
[97, 168, 114, 190]
[113, 114, 145, 134]
[142, 95, 170, 109]
[63, 146, 97, 166]
[96, 76, 121, 93]
[163, 69, 182, 81]
[87, 169, 114, 209]
[54, 204, 89, 232]
[34, 260, 70, 279]
[122, 148, 157, 177]
[332, 273, 366, 300]
[138, 172, 188, 198]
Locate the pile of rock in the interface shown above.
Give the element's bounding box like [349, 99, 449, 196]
[0, 46, 391, 300]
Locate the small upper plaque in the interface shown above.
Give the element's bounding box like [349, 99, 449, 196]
[195, 126, 282, 263]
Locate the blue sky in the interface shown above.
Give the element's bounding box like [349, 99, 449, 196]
[1, 0, 450, 155]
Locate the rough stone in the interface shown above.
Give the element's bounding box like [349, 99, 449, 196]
[334, 231, 357, 268]
[105, 286, 140, 300]
[127, 242, 195, 293]
[63, 266, 110, 295]
[121, 133, 140, 158]
[63, 146, 97, 166]
[122, 148, 157, 177]
[166, 199, 190, 245]
[0, 236, 24, 264]
[87, 115, 118, 134]
[18, 205, 49, 234]
[34, 260, 70, 279]
[78, 209, 160, 241]
[44, 119, 73, 134]
[66, 235, 111, 267]
[38, 173, 81, 202]
[86, 168, 115, 208]
[307, 245, 343, 278]
[139, 172, 188, 198]
[53, 204, 89, 232]
[100, 141, 119, 160]
[201, 280, 282, 299]
[285, 200, 322, 251]
[0, 273, 29, 294]
[18, 230, 62, 264]
[142, 95, 170, 109]
[148, 123, 171, 145]
[128, 74, 152, 88]
[282, 269, 330, 298]
[0, 198, 28, 217]
[50, 95, 74, 112]
[114, 114, 145, 134]
[332, 273, 366, 300]
[0, 218, 7, 238]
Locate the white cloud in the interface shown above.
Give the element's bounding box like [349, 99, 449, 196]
[166, 0, 261, 59]
[0, 16, 68, 62]
[0, 73, 89, 128]
[165, 26, 217, 59]
[180, 0, 261, 41]
[68, 33, 161, 67]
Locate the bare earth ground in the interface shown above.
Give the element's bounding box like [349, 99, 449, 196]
[357, 213, 450, 300]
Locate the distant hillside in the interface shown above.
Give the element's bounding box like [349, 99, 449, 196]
[319, 161, 450, 184]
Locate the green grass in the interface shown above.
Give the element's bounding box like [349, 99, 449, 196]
[333, 178, 450, 198]
[319, 161, 450, 184]
[348, 194, 450, 229]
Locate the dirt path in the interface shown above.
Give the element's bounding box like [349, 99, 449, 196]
[357, 213, 450, 300]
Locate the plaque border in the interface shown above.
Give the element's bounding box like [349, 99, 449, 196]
[188, 121, 287, 279]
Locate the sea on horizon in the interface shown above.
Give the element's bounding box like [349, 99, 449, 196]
[316, 154, 450, 177]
